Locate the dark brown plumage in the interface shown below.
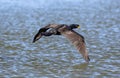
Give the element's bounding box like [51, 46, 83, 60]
[33, 24, 90, 62]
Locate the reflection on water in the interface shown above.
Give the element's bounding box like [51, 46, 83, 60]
[0, 0, 120, 77]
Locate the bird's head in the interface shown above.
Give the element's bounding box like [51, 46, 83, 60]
[69, 24, 80, 29]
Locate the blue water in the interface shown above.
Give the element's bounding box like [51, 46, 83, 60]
[0, 0, 120, 78]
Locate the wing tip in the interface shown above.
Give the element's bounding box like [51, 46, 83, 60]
[33, 33, 42, 43]
[85, 56, 90, 63]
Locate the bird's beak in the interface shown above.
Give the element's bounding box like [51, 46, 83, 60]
[77, 25, 80, 28]
[33, 33, 42, 43]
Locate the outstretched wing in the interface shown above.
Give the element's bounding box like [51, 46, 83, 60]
[62, 30, 90, 62]
[33, 24, 61, 43]
[33, 28, 48, 43]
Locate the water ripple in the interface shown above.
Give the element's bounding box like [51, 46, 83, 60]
[0, 0, 120, 77]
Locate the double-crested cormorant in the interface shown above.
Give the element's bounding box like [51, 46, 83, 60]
[33, 24, 90, 62]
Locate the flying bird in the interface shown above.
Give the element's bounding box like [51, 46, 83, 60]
[33, 24, 90, 62]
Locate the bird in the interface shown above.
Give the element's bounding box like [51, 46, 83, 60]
[33, 24, 90, 62]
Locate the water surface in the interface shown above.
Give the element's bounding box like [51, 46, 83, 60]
[0, 0, 120, 78]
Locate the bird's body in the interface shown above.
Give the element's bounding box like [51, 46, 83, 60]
[33, 24, 90, 62]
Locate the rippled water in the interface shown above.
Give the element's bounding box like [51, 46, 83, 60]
[0, 0, 120, 78]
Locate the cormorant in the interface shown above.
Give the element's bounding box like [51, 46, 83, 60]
[33, 24, 90, 62]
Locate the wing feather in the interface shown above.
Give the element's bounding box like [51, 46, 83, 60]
[33, 24, 60, 42]
[62, 30, 90, 62]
